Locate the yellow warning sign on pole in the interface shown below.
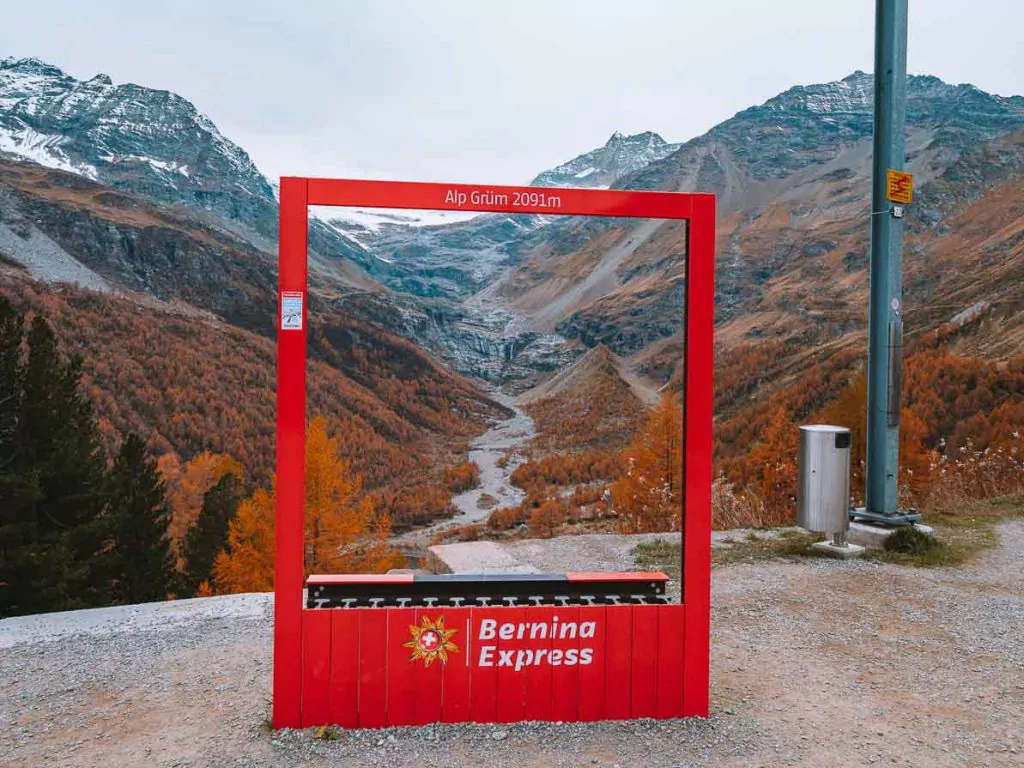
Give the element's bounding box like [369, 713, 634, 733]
[886, 169, 913, 204]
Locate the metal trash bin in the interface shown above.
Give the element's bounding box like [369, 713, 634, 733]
[798, 425, 852, 545]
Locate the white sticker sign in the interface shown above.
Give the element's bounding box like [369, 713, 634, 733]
[280, 291, 304, 331]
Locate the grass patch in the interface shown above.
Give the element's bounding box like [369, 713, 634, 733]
[313, 725, 340, 741]
[713, 529, 822, 565]
[633, 529, 822, 576]
[866, 525, 979, 568]
[865, 495, 1022, 567]
[634, 499, 1022, 574]
[882, 526, 957, 566]
[633, 539, 680, 581]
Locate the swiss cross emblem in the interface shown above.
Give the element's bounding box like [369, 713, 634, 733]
[420, 630, 440, 651]
[404, 615, 459, 667]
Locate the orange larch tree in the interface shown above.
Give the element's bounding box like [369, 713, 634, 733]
[611, 392, 683, 533]
[746, 405, 799, 525]
[212, 416, 404, 594]
[158, 450, 242, 557]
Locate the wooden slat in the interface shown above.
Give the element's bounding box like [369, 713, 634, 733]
[577, 605, 607, 722]
[300, 609, 331, 726]
[604, 605, 634, 720]
[495, 607, 526, 723]
[329, 610, 359, 728]
[522, 607, 554, 722]
[385, 608, 417, 726]
[469, 608, 501, 723]
[440, 608, 473, 723]
[550, 607, 581, 722]
[630, 606, 659, 718]
[655, 604, 686, 719]
[357, 609, 388, 728]
[412, 608, 445, 725]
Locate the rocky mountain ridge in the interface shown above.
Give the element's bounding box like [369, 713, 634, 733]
[4, 56, 1024, 399]
[0, 56, 382, 282]
[530, 131, 681, 189]
[487, 70, 1024, 377]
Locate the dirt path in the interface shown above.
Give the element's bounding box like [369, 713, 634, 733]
[2, 521, 1022, 768]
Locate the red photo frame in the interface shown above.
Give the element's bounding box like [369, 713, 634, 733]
[274, 178, 715, 728]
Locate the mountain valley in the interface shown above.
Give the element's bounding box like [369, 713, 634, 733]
[3, 55, 1024, 546]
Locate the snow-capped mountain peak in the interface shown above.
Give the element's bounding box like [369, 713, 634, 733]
[531, 130, 681, 189]
[761, 70, 874, 115]
[0, 56, 273, 201]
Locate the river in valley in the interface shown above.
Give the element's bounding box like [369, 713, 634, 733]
[396, 389, 535, 550]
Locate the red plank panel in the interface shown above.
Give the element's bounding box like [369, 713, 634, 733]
[357, 609, 388, 728]
[577, 605, 607, 722]
[550, 606, 581, 722]
[300, 609, 332, 727]
[469, 608, 501, 723]
[495, 607, 527, 723]
[440, 608, 473, 723]
[655, 604, 686, 719]
[412, 608, 445, 725]
[521, 607, 554, 722]
[385, 608, 417, 726]
[329, 610, 360, 728]
[603, 605, 634, 720]
[630, 606, 660, 719]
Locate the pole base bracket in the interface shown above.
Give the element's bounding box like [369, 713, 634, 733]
[849, 506, 921, 527]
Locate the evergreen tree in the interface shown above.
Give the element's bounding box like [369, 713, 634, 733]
[0, 297, 20, 453]
[214, 417, 404, 593]
[0, 298, 27, 615]
[0, 308, 108, 617]
[182, 471, 242, 597]
[105, 434, 173, 604]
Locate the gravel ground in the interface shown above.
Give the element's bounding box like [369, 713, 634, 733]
[503, 529, 802, 575]
[2, 521, 1022, 768]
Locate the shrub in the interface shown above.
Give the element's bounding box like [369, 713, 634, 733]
[444, 461, 481, 494]
[883, 526, 943, 556]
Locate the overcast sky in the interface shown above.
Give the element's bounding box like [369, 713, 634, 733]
[3, 1, 1023, 184]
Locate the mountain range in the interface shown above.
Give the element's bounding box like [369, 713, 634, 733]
[3, 55, 1024, 502]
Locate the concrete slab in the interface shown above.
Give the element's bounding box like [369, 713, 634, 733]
[812, 540, 866, 559]
[426, 541, 541, 575]
[847, 522, 934, 551]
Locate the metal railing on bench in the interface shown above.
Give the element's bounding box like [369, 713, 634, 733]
[305, 572, 671, 609]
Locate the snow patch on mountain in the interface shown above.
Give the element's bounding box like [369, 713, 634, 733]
[0, 124, 97, 178]
[764, 71, 874, 114]
[531, 131, 681, 188]
[315, 206, 479, 233]
[310, 206, 482, 254]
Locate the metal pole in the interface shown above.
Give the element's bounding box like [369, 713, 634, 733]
[865, 0, 908, 516]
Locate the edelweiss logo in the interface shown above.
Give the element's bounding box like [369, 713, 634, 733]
[405, 615, 459, 667]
